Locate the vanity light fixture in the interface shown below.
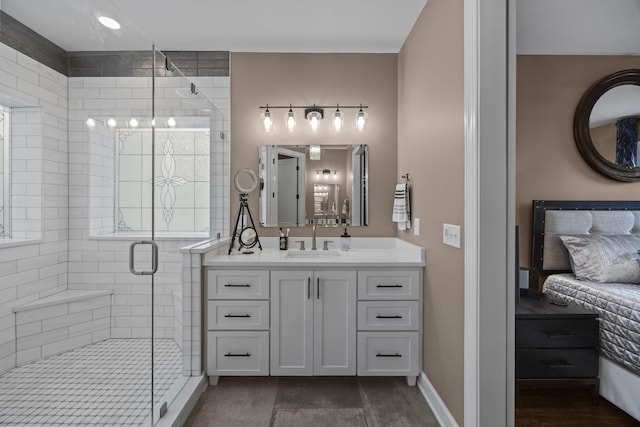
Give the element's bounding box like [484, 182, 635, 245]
[305, 106, 323, 132]
[285, 105, 296, 132]
[259, 104, 368, 133]
[316, 169, 337, 180]
[98, 16, 121, 30]
[85, 118, 96, 128]
[107, 118, 117, 127]
[310, 145, 321, 160]
[262, 105, 273, 132]
[356, 104, 367, 132]
[129, 117, 139, 128]
[167, 117, 177, 127]
[333, 105, 344, 132]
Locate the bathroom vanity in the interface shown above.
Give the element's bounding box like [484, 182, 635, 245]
[203, 238, 424, 386]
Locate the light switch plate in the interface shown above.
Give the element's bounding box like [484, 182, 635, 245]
[413, 218, 420, 236]
[443, 224, 461, 248]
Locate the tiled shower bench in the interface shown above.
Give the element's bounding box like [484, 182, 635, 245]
[12, 290, 113, 365]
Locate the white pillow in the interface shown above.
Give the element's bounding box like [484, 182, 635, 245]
[559, 234, 640, 284]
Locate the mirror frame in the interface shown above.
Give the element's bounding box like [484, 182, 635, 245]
[574, 69, 640, 182]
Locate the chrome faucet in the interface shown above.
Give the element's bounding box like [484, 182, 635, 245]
[312, 224, 317, 250]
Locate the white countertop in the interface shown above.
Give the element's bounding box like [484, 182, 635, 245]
[201, 237, 425, 268]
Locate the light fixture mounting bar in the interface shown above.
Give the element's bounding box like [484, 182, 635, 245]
[259, 105, 368, 110]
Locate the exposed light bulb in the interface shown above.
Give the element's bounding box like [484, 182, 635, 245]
[107, 118, 117, 127]
[356, 106, 367, 132]
[333, 107, 343, 132]
[263, 108, 273, 132]
[85, 118, 96, 127]
[309, 115, 320, 132]
[129, 117, 139, 128]
[98, 16, 121, 30]
[167, 117, 177, 127]
[286, 106, 296, 132]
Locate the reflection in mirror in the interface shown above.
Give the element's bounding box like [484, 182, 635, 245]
[574, 69, 640, 182]
[589, 85, 640, 168]
[259, 145, 368, 227]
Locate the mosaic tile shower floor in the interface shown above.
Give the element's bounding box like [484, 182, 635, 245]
[0, 339, 182, 426]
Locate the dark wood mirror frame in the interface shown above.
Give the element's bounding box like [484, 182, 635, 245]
[573, 69, 640, 182]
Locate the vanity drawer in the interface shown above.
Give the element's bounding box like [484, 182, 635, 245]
[357, 332, 419, 376]
[208, 300, 269, 330]
[207, 270, 269, 300]
[207, 331, 269, 375]
[358, 271, 420, 300]
[357, 301, 419, 331]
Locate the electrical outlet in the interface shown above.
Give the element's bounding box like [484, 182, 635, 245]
[413, 218, 420, 236]
[443, 224, 461, 248]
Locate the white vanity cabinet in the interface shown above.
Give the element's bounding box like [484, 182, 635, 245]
[356, 270, 421, 385]
[203, 246, 424, 386]
[206, 270, 270, 380]
[270, 270, 357, 376]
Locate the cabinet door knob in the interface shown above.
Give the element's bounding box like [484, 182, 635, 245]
[376, 284, 402, 288]
[224, 352, 251, 357]
[376, 315, 402, 319]
[224, 314, 251, 318]
[376, 352, 402, 358]
[224, 283, 251, 287]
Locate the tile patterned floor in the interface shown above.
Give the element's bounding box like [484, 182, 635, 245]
[0, 339, 182, 427]
[184, 376, 441, 427]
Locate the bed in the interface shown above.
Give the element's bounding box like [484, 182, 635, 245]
[529, 200, 640, 421]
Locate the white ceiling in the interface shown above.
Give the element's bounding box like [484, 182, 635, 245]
[517, 0, 640, 55]
[1, 0, 428, 53]
[2, 0, 639, 55]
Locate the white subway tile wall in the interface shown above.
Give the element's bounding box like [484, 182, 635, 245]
[0, 41, 231, 379]
[67, 75, 230, 356]
[0, 46, 68, 375]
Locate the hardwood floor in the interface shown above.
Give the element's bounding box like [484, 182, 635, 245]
[516, 388, 640, 426]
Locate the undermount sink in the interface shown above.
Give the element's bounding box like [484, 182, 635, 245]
[285, 250, 342, 259]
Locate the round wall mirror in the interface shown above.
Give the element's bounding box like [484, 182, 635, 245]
[574, 69, 640, 182]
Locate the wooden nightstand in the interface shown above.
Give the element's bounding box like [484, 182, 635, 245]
[515, 295, 599, 402]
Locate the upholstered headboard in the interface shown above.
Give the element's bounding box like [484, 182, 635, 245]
[529, 200, 640, 288]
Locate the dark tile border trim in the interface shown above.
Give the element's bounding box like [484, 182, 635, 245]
[0, 11, 229, 77]
[0, 11, 67, 75]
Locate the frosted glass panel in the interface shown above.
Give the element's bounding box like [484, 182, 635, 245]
[116, 128, 211, 233]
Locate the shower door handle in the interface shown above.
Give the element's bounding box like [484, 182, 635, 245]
[129, 240, 159, 275]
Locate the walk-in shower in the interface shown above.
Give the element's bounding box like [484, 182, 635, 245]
[0, 2, 229, 425]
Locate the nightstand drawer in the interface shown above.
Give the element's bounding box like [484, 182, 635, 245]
[516, 348, 598, 379]
[516, 318, 598, 348]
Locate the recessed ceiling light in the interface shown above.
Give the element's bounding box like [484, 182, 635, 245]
[98, 16, 121, 30]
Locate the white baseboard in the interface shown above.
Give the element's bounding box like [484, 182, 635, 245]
[417, 372, 459, 427]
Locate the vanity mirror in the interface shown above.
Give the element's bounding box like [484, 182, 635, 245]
[574, 69, 640, 182]
[258, 144, 368, 227]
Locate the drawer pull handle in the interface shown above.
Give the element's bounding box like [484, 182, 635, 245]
[224, 352, 251, 357]
[224, 283, 251, 287]
[376, 315, 403, 319]
[224, 314, 251, 318]
[376, 352, 402, 358]
[376, 284, 402, 288]
[545, 361, 573, 368]
[543, 331, 574, 338]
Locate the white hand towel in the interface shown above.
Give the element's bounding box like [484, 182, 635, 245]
[392, 183, 411, 231]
